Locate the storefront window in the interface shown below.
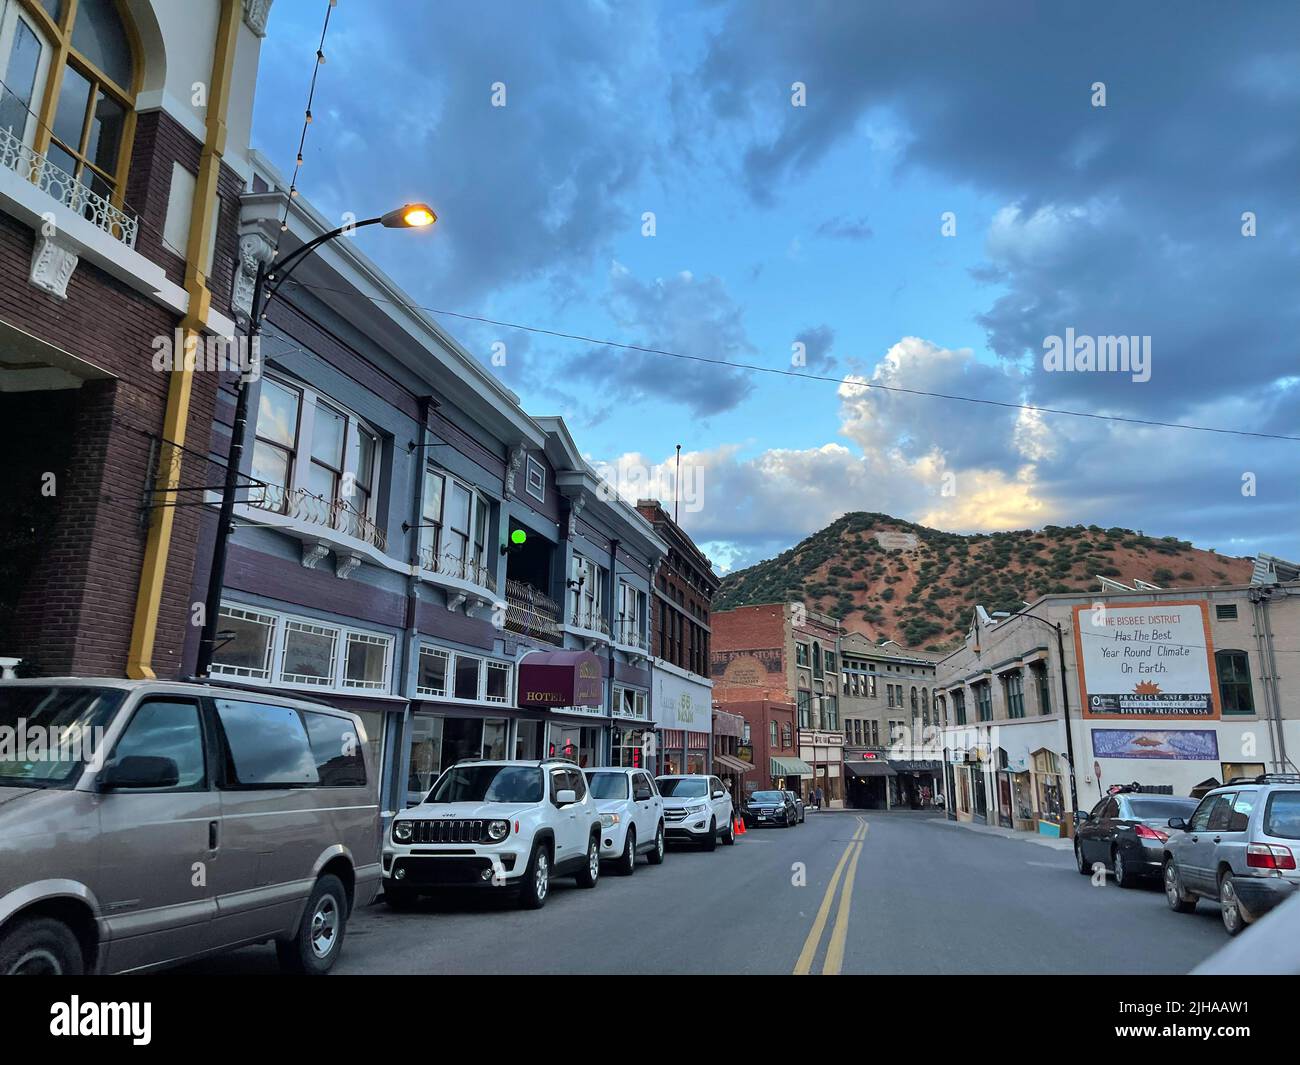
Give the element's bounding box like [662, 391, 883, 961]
[442, 717, 483, 766]
[407, 715, 443, 805]
[515, 719, 541, 759]
[686, 753, 706, 774]
[547, 723, 601, 767]
[483, 719, 507, 760]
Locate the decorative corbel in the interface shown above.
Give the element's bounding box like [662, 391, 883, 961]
[232, 232, 275, 324]
[29, 233, 79, 299]
[336, 553, 363, 580]
[566, 495, 586, 542]
[505, 445, 526, 497]
[301, 541, 329, 570]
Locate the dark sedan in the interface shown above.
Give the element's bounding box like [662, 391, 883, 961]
[744, 789, 798, 828]
[1074, 791, 1200, 887]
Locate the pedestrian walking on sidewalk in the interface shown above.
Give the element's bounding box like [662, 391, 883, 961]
[815, 785, 824, 810]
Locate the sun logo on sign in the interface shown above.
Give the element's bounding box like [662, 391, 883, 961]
[1131, 681, 1162, 696]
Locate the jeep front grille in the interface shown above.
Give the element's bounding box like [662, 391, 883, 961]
[408, 819, 488, 844]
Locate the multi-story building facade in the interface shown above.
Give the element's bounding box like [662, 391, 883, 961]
[711, 602, 838, 800]
[0, 0, 264, 679]
[199, 151, 665, 824]
[936, 578, 1300, 838]
[636, 499, 719, 776]
[840, 632, 944, 809]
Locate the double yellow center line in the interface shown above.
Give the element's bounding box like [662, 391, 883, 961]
[794, 816, 867, 975]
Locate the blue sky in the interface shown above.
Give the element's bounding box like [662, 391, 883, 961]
[252, 0, 1300, 573]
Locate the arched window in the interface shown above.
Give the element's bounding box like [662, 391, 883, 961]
[1215, 650, 1255, 716]
[0, 0, 138, 205]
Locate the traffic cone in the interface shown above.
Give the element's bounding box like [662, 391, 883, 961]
[735, 816, 746, 836]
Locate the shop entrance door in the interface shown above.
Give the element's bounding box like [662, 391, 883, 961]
[972, 769, 988, 823]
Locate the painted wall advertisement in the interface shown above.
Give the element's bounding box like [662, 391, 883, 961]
[1091, 729, 1220, 761]
[654, 668, 712, 732]
[1072, 600, 1220, 719]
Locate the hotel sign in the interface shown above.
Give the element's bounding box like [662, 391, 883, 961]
[517, 650, 604, 709]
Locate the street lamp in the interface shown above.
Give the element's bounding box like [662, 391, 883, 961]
[193, 202, 436, 678]
[1008, 609, 1081, 824]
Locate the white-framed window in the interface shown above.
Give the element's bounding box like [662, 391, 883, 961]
[0, 3, 53, 148]
[613, 685, 647, 720]
[419, 465, 492, 586]
[615, 580, 646, 646]
[414, 643, 513, 706]
[525, 454, 545, 502]
[250, 376, 382, 538]
[570, 553, 604, 629]
[211, 604, 394, 694]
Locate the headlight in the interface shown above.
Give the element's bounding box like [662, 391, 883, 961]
[392, 820, 413, 842]
[600, 813, 621, 829]
[486, 819, 510, 842]
[686, 803, 708, 815]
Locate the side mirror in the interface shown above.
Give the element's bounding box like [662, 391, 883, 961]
[712, 789, 725, 799]
[100, 755, 180, 790]
[1167, 817, 1188, 831]
[556, 788, 577, 806]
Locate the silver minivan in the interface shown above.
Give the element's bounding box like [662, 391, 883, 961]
[0, 679, 381, 974]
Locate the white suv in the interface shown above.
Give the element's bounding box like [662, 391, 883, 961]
[384, 759, 601, 909]
[585, 766, 666, 874]
[657, 774, 735, 850]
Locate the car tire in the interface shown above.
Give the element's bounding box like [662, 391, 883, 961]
[702, 817, 717, 851]
[646, 821, 666, 865]
[575, 832, 601, 888]
[1163, 858, 1197, 914]
[382, 883, 419, 910]
[1074, 841, 1090, 876]
[722, 816, 736, 845]
[0, 916, 85, 975]
[277, 873, 347, 975]
[1113, 848, 1135, 889]
[1219, 872, 1246, 936]
[617, 826, 637, 876]
[519, 840, 551, 909]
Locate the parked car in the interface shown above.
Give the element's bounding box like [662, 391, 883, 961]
[1163, 774, 1300, 935]
[744, 789, 798, 828]
[1073, 789, 1198, 886]
[584, 766, 665, 874]
[784, 790, 807, 824]
[0, 679, 380, 975]
[386, 759, 601, 909]
[656, 774, 735, 850]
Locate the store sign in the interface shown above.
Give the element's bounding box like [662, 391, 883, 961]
[1091, 729, 1220, 761]
[518, 650, 604, 708]
[655, 668, 713, 731]
[1073, 600, 1219, 720]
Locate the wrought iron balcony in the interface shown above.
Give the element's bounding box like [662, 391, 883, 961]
[0, 126, 138, 248]
[504, 578, 563, 644]
[568, 606, 610, 636]
[417, 543, 497, 595]
[247, 485, 387, 553]
[612, 618, 648, 652]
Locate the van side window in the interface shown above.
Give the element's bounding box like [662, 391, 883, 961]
[214, 700, 319, 787]
[112, 699, 206, 789]
[302, 711, 367, 787]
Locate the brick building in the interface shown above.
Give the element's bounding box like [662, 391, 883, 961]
[0, 0, 264, 680]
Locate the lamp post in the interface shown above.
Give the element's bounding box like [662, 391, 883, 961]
[194, 203, 436, 678]
[1009, 609, 1080, 825]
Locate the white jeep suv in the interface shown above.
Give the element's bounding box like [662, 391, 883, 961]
[384, 759, 602, 909]
[656, 774, 735, 850]
[585, 766, 666, 874]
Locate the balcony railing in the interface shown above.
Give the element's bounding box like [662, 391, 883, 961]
[568, 605, 609, 636]
[612, 618, 648, 652]
[418, 543, 497, 594]
[504, 578, 562, 645]
[0, 126, 138, 247]
[247, 485, 387, 553]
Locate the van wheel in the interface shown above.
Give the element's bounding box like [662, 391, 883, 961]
[575, 833, 601, 888]
[702, 818, 717, 851]
[0, 916, 85, 975]
[519, 842, 550, 909]
[277, 874, 347, 975]
[1163, 859, 1197, 914]
[617, 826, 637, 876]
[647, 821, 665, 865]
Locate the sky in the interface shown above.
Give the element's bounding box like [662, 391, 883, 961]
[251, 0, 1300, 573]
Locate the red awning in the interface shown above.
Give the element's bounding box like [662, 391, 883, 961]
[517, 649, 604, 709]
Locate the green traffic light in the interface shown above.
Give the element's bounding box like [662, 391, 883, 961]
[510, 529, 527, 545]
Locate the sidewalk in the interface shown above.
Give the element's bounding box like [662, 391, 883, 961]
[925, 816, 1074, 852]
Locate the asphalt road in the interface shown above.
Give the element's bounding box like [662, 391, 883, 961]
[177, 810, 1231, 975]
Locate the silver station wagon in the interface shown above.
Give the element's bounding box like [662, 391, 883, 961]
[0, 679, 381, 974]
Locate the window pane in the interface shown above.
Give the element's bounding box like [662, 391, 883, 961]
[39, 1, 63, 22]
[71, 0, 133, 88]
[450, 482, 471, 534]
[85, 89, 123, 175]
[482, 719, 507, 760]
[250, 441, 289, 509]
[408, 715, 443, 803]
[485, 662, 509, 703]
[303, 711, 367, 787]
[423, 469, 444, 522]
[210, 606, 275, 679]
[344, 632, 388, 689]
[306, 461, 336, 504]
[311, 402, 345, 468]
[454, 655, 480, 700]
[214, 700, 319, 786]
[417, 647, 448, 696]
[0, 18, 43, 139]
[351, 428, 376, 490]
[52, 63, 90, 152]
[281, 620, 338, 685]
[257, 379, 299, 447]
[113, 700, 205, 788]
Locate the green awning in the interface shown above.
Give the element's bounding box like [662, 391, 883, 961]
[771, 756, 814, 778]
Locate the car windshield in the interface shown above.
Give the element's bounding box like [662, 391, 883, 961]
[1128, 798, 1197, 820]
[585, 771, 628, 799]
[752, 791, 784, 802]
[658, 777, 707, 797]
[428, 764, 543, 804]
[1264, 792, 1300, 840]
[0, 686, 125, 788]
